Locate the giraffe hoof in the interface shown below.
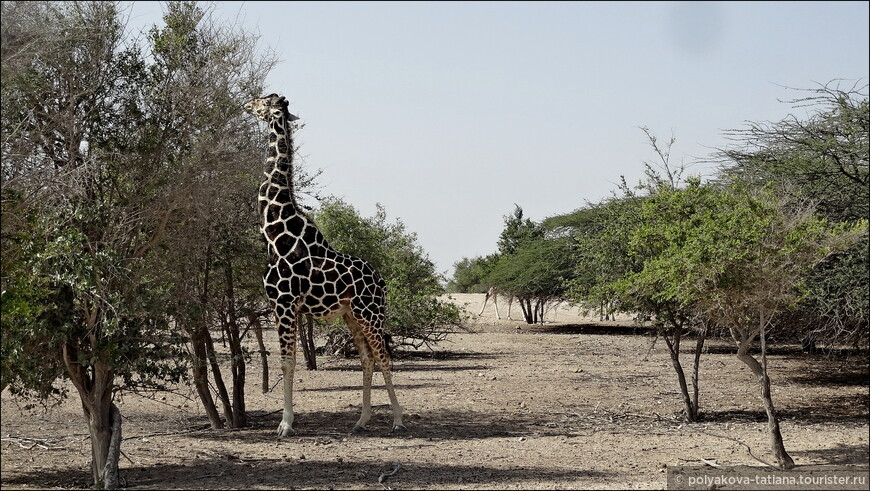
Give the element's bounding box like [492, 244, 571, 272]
[391, 424, 407, 434]
[352, 425, 369, 433]
[277, 423, 296, 437]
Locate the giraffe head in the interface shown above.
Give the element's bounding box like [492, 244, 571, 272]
[244, 93, 299, 123]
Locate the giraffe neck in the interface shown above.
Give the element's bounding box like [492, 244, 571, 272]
[263, 109, 298, 207]
[259, 108, 326, 259]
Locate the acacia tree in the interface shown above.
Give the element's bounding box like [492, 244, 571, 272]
[550, 129, 709, 421]
[303, 197, 466, 362]
[1, 1, 275, 486]
[142, 0, 280, 430]
[479, 205, 574, 324]
[719, 81, 869, 348]
[629, 179, 866, 468]
[487, 236, 574, 324]
[447, 254, 499, 294]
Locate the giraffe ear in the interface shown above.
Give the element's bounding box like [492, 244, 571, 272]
[287, 112, 299, 121]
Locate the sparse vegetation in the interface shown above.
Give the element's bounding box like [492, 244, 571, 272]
[2, 0, 866, 488]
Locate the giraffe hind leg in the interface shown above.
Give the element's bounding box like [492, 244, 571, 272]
[344, 314, 405, 433]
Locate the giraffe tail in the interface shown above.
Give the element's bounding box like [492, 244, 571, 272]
[384, 333, 395, 358]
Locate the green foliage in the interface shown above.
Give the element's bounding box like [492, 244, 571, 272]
[446, 255, 499, 293]
[1, 209, 67, 398]
[497, 204, 544, 255]
[485, 236, 573, 301]
[720, 81, 868, 223]
[617, 179, 866, 334]
[0, 0, 272, 402]
[719, 81, 869, 345]
[313, 197, 466, 349]
[550, 194, 646, 314]
[472, 205, 573, 323]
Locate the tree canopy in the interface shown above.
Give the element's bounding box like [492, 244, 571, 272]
[313, 197, 466, 350]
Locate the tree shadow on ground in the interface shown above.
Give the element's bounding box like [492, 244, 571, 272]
[156, 405, 608, 445]
[394, 349, 499, 362]
[0, 468, 92, 490]
[317, 349, 498, 373]
[786, 360, 869, 387]
[781, 392, 869, 425]
[524, 323, 655, 336]
[14, 406, 615, 488]
[699, 391, 868, 425]
[689, 342, 868, 358]
[1, 458, 615, 490]
[317, 362, 493, 373]
[791, 443, 870, 466]
[297, 381, 446, 393]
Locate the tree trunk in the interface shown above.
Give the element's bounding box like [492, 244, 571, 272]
[299, 314, 317, 370]
[187, 243, 224, 428]
[223, 264, 247, 428]
[520, 297, 534, 324]
[63, 343, 121, 489]
[84, 375, 115, 489]
[599, 301, 611, 321]
[250, 313, 270, 393]
[534, 299, 545, 325]
[189, 327, 224, 429]
[690, 325, 706, 422]
[734, 324, 795, 469]
[204, 328, 233, 425]
[103, 404, 122, 490]
[759, 322, 795, 469]
[661, 325, 698, 422]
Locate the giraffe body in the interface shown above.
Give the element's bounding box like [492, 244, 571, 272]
[245, 94, 404, 436]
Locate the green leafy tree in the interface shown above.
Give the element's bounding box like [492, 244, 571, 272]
[2, 3, 181, 486]
[139, 0, 279, 431]
[446, 254, 499, 293]
[547, 193, 644, 320]
[485, 235, 574, 324]
[624, 178, 866, 468]
[497, 204, 544, 255]
[310, 197, 466, 357]
[552, 129, 709, 421]
[482, 205, 570, 324]
[0, 1, 274, 486]
[719, 81, 869, 348]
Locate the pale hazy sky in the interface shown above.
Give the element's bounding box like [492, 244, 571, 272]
[123, 1, 870, 278]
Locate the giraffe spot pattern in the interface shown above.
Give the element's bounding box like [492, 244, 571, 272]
[260, 196, 389, 353]
[245, 93, 403, 434]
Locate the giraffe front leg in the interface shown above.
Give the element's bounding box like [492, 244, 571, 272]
[277, 353, 296, 437]
[276, 314, 298, 437]
[347, 326, 374, 433]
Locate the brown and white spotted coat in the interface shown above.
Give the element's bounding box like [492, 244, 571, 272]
[244, 94, 404, 436]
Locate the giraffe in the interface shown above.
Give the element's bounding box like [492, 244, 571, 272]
[477, 286, 514, 320]
[244, 94, 405, 436]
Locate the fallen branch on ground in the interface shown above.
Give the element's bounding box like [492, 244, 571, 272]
[378, 462, 401, 489]
[681, 424, 777, 469]
[1, 436, 65, 450]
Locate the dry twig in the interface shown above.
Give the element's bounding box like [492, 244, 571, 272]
[378, 462, 402, 489]
[1, 436, 64, 450]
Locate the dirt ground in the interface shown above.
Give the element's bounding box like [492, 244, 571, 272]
[2, 293, 868, 490]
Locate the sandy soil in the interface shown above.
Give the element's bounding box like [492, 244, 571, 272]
[2, 293, 868, 489]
